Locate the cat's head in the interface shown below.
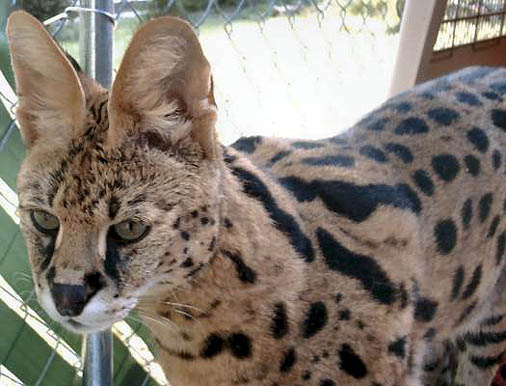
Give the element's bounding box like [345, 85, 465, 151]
[7, 11, 221, 333]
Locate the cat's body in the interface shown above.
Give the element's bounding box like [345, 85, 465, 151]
[6, 11, 506, 385]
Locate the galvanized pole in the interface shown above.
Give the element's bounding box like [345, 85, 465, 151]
[79, 0, 114, 385]
[94, 0, 114, 88]
[78, 0, 95, 77]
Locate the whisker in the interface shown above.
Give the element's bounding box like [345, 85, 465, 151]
[136, 309, 181, 333]
[137, 299, 204, 314]
[172, 309, 199, 323]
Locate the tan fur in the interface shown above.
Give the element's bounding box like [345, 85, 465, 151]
[7, 12, 85, 148]
[8, 11, 506, 386]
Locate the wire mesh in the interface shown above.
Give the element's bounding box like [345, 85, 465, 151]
[0, 0, 409, 385]
[434, 0, 506, 51]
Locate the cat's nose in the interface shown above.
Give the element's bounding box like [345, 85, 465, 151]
[51, 283, 88, 316]
[48, 270, 104, 317]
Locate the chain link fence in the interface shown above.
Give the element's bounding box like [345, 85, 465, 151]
[0, 0, 406, 384]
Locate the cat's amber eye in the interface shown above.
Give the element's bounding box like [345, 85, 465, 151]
[30, 210, 59, 234]
[111, 220, 150, 243]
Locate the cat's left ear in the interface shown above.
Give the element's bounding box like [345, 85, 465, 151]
[107, 16, 218, 159]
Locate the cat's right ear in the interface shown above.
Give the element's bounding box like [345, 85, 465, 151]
[7, 11, 86, 149]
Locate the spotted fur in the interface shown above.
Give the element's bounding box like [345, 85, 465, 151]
[7, 11, 506, 386]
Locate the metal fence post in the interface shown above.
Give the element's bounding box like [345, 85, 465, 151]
[79, 0, 114, 385]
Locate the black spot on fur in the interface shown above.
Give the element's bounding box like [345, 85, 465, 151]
[482, 314, 504, 326]
[208, 236, 216, 252]
[181, 257, 194, 268]
[271, 302, 289, 339]
[316, 227, 396, 305]
[301, 371, 311, 380]
[180, 231, 190, 241]
[320, 379, 336, 386]
[482, 91, 501, 100]
[155, 338, 195, 360]
[227, 333, 252, 359]
[466, 127, 489, 153]
[366, 117, 389, 131]
[223, 151, 237, 164]
[46, 266, 56, 286]
[493, 149, 502, 170]
[456, 92, 481, 106]
[414, 297, 438, 322]
[399, 283, 409, 309]
[465, 330, 506, 346]
[394, 118, 429, 135]
[461, 265, 482, 300]
[464, 155, 480, 176]
[434, 219, 457, 255]
[108, 196, 120, 219]
[457, 301, 478, 325]
[479, 193, 493, 222]
[491, 80, 506, 94]
[359, 145, 388, 163]
[200, 217, 209, 225]
[492, 109, 506, 131]
[136, 131, 172, 152]
[201, 334, 225, 358]
[432, 154, 460, 182]
[335, 293, 343, 304]
[191, 210, 199, 218]
[127, 193, 146, 205]
[427, 108, 460, 125]
[292, 141, 324, 149]
[302, 155, 355, 168]
[392, 102, 412, 112]
[40, 236, 56, 271]
[232, 167, 314, 262]
[224, 218, 233, 228]
[388, 337, 406, 358]
[497, 231, 506, 264]
[450, 266, 465, 301]
[384, 143, 414, 163]
[223, 250, 257, 284]
[173, 217, 181, 229]
[269, 150, 291, 165]
[470, 351, 505, 368]
[488, 215, 501, 238]
[231, 136, 262, 153]
[338, 344, 368, 379]
[279, 348, 297, 372]
[339, 309, 351, 321]
[424, 328, 436, 340]
[280, 177, 421, 223]
[462, 199, 473, 229]
[301, 301, 328, 338]
[104, 239, 122, 283]
[412, 170, 434, 196]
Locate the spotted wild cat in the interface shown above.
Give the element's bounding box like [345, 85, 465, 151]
[7, 10, 506, 386]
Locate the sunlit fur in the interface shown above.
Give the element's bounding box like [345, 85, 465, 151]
[8, 11, 506, 386]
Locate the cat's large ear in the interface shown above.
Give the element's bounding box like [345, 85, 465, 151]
[7, 11, 86, 149]
[107, 16, 217, 159]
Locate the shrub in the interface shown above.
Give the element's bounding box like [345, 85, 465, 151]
[16, 0, 72, 22]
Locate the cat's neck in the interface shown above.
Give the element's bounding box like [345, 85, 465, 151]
[140, 160, 307, 356]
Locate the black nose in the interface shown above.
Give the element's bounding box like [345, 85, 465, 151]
[51, 284, 88, 316]
[48, 270, 104, 317]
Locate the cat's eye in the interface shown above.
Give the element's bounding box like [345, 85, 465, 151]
[30, 210, 59, 234]
[111, 220, 150, 243]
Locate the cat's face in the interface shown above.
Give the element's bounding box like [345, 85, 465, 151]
[8, 12, 219, 333]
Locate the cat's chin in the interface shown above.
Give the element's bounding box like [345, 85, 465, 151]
[62, 318, 117, 334]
